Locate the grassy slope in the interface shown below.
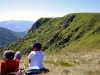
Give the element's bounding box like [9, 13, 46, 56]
[2, 13, 100, 53]
[20, 50, 100, 75]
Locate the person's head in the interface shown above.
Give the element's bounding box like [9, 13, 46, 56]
[4, 50, 8, 54]
[31, 42, 42, 51]
[5, 50, 15, 60]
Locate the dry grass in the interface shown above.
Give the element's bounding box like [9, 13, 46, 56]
[19, 50, 100, 75]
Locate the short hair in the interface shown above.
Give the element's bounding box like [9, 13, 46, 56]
[5, 50, 15, 60]
[32, 42, 42, 50]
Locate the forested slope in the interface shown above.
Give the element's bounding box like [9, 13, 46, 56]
[0, 27, 21, 48]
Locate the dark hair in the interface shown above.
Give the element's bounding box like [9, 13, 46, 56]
[5, 50, 15, 60]
[33, 42, 42, 50]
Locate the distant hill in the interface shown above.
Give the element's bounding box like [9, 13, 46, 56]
[0, 27, 21, 48]
[16, 32, 27, 37]
[0, 20, 33, 32]
[2, 13, 100, 53]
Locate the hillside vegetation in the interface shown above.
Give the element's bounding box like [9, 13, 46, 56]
[0, 27, 21, 48]
[2, 13, 100, 53]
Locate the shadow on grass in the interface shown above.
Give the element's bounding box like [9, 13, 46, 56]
[41, 67, 50, 74]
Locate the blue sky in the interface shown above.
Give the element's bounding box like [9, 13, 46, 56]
[0, 0, 100, 22]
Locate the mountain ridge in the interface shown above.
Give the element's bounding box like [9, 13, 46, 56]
[2, 13, 100, 53]
[0, 20, 33, 32]
[0, 27, 22, 49]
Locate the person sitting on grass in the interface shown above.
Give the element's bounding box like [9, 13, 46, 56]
[14, 51, 21, 60]
[0, 50, 20, 75]
[27, 42, 44, 74]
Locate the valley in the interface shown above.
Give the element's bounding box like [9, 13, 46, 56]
[0, 20, 33, 49]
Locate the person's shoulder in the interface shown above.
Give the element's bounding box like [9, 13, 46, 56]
[42, 52, 44, 56]
[14, 59, 20, 63]
[39, 51, 44, 55]
[40, 51, 44, 54]
[0, 60, 6, 65]
[38, 51, 43, 53]
[30, 51, 36, 55]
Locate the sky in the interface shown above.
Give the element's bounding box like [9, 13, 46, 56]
[0, 0, 100, 22]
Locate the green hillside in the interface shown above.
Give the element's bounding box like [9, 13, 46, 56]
[2, 13, 100, 53]
[0, 27, 21, 49]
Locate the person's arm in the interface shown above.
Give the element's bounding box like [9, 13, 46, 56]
[29, 59, 31, 63]
[14, 68, 19, 72]
[28, 52, 33, 63]
[0, 67, 5, 75]
[0, 62, 6, 75]
[14, 60, 20, 72]
[0, 65, 2, 75]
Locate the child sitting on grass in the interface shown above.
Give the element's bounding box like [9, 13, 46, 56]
[0, 50, 20, 75]
[14, 51, 21, 60]
[27, 42, 44, 74]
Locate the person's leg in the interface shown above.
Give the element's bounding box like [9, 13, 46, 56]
[26, 68, 41, 74]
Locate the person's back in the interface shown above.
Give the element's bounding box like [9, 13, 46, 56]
[1, 59, 19, 73]
[0, 50, 19, 75]
[27, 42, 44, 74]
[28, 51, 44, 68]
